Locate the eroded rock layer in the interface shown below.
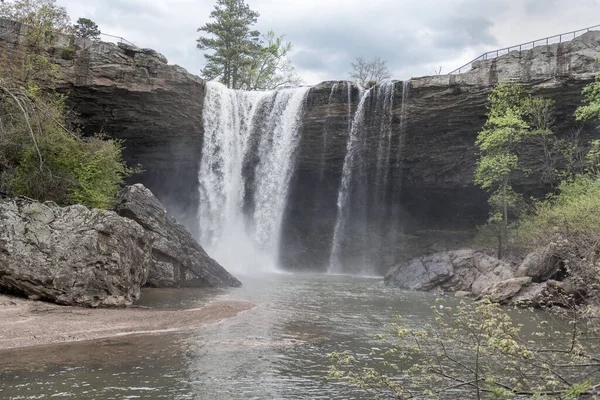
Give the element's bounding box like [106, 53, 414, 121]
[1, 19, 598, 271]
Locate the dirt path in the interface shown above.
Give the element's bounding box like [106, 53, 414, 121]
[0, 294, 255, 350]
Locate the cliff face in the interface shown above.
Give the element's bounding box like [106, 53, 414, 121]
[282, 33, 600, 269]
[1, 18, 598, 270]
[0, 19, 206, 234]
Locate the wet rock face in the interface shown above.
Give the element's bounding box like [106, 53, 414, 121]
[0, 198, 152, 307]
[116, 184, 242, 288]
[282, 32, 600, 269]
[2, 19, 207, 236]
[2, 18, 598, 270]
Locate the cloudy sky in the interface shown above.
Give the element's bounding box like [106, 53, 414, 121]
[60, 0, 600, 85]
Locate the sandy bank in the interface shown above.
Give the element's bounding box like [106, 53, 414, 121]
[0, 294, 255, 350]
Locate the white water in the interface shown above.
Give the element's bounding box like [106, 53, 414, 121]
[328, 85, 371, 274]
[199, 82, 310, 273]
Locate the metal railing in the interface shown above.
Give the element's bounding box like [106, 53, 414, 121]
[448, 24, 600, 75]
[98, 32, 136, 47]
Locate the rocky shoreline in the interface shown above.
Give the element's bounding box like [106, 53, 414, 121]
[0, 293, 254, 350]
[384, 247, 587, 307]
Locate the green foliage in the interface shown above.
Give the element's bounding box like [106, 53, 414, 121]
[197, 0, 260, 89]
[474, 83, 555, 258]
[575, 59, 600, 122]
[0, 0, 70, 85]
[74, 17, 100, 40]
[0, 87, 133, 209]
[328, 298, 600, 399]
[0, 0, 71, 33]
[237, 30, 300, 90]
[197, 0, 299, 90]
[59, 46, 75, 60]
[0, 2, 134, 209]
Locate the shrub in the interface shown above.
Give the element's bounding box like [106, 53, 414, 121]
[60, 46, 75, 60]
[0, 85, 134, 209]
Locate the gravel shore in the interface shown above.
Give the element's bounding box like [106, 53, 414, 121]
[0, 294, 254, 350]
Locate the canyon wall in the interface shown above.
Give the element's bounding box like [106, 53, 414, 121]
[1, 19, 598, 271]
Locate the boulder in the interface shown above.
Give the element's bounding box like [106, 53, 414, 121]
[470, 261, 515, 296]
[384, 251, 454, 291]
[515, 245, 560, 282]
[0, 197, 151, 307]
[115, 184, 241, 288]
[479, 277, 533, 303]
[385, 249, 520, 301]
[510, 282, 548, 306]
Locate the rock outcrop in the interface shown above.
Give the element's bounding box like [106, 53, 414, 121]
[0, 197, 152, 307]
[384, 249, 517, 296]
[1, 19, 599, 270]
[10, 19, 206, 235]
[385, 246, 589, 306]
[115, 184, 241, 288]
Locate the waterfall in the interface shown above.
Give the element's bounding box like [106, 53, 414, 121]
[328, 86, 371, 274]
[199, 82, 310, 273]
[328, 81, 398, 275]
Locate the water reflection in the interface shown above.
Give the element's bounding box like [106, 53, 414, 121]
[0, 273, 449, 399]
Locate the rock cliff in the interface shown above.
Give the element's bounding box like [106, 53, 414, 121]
[1, 19, 598, 270]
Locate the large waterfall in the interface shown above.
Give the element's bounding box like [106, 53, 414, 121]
[198, 80, 409, 275]
[198, 82, 310, 273]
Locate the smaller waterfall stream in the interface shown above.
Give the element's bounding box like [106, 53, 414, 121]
[199, 82, 310, 273]
[328, 81, 402, 274]
[328, 86, 371, 274]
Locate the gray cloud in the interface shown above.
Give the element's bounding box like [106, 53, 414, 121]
[60, 0, 600, 84]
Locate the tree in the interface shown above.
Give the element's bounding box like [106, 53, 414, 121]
[349, 56, 391, 86]
[74, 17, 101, 40]
[0, 1, 134, 209]
[0, 0, 71, 83]
[0, 0, 71, 33]
[197, 0, 260, 89]
[474, 83, 552, 259]
[238, 30, 301, 90]
[575, 57, 600, 123]
[329, 297, 600, 399]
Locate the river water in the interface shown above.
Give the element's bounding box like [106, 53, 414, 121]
[0, 273, 458, 399]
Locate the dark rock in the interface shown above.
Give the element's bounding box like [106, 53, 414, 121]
[1, 19, 599, 269]
[115, 184, 241, 288]
[384, 249, 481, 291]
[0, 198, 151, 307]
[515, 245, 560, 282]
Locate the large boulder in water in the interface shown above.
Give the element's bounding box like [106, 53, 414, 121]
[515, 245, 561, 282]
[384, 249, 516, 296]
[115, 184, 241, 288]
[0, 197, 151, 307]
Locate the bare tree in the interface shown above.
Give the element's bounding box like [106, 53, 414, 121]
[349, 56, 391, 86]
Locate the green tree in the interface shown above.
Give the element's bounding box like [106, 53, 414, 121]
[74, 17, 101, 40]
[238, 30, 300, 90]
[0, 1, 135, 209]
[575, 57, 600, 123]
[474, 83, 551, 259]
[0, 0, 71, 33]
[329, 298, 600, 399]
[0, 0, 71, 84]
[197, 0, 260, 89]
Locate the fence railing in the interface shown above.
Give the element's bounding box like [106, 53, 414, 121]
[448, 24, 600, 75]
[98, 32, 136, 47]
